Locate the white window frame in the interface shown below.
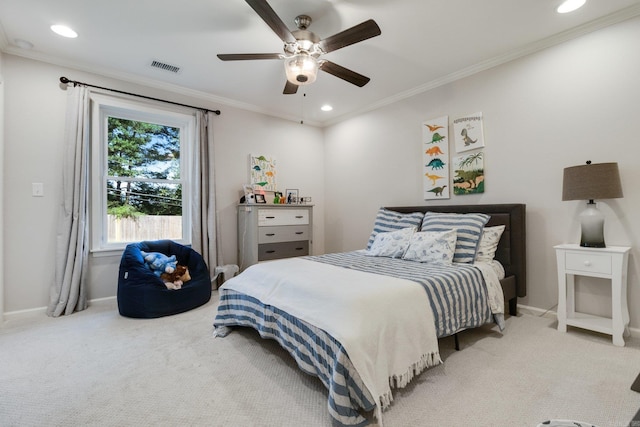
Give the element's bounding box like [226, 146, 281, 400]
[90, 93, 195, 253]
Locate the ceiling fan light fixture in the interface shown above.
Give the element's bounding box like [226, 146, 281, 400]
[284, 53, 318, 85]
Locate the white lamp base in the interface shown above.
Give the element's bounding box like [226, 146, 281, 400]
[580, 201, 606, 248]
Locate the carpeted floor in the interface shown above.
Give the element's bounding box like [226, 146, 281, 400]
[1, 292, 639, 427]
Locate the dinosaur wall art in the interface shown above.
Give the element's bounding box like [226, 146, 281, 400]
[453, 151, 484, 195]
[249, 154, 277, 191]
[422, 116, 450, 200]
[453, 112, 485, 154]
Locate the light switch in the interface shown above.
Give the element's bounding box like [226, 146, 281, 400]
[32, 182, 44, 197]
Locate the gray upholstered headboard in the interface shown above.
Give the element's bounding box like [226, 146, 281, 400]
[385, 204, 526, 299]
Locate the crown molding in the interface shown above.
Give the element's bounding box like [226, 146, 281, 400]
[0, 45, 322, 127]
[3, 4, 639, 128]
[324, 3, 640, 127]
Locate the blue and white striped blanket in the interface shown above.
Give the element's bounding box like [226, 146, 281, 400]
[214, 251, 497, 426]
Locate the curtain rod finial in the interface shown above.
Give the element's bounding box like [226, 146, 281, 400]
[60, 77, 70, 84]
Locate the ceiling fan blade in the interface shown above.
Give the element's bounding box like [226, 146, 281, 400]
[318, 19, 381, 53]
[217, 53, 282, 61]
[283, 80, 299, 95]
[245, 0, 297, 44]
[320, 61, 371, 87]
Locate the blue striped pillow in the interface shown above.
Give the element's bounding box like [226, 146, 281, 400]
[421, 212, 490, 263]
[366, 208, 425, 250]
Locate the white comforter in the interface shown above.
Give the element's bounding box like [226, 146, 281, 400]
[220, 257, 442, 421]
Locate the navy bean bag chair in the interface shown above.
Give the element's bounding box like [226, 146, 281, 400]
[118, 240, 212, 318]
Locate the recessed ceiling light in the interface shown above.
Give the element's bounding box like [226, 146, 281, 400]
[557, 0, 586, 14]
[50, 24, 78, 38]
[321, 105, 333, 112]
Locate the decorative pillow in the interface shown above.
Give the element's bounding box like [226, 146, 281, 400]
[366, 208, 424, 250]
[421, 212, 490, 263]
[366, 227, 415, 258]
[476, 225, 506, 262]
[403, 229, 457, 264]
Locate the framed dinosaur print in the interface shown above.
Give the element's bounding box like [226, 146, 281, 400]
[422, 116, 450, 200]
[453, 151, 484, 195]
[249, 154, 277, 192]
[453, 112, 485, 153]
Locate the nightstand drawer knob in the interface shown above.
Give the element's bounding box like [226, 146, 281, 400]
[584, 261, 592, 267]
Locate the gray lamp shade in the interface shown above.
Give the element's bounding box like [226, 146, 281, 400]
[562, 162, 623, 201]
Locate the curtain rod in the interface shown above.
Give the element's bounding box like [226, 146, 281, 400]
[59, 76, 221, 116]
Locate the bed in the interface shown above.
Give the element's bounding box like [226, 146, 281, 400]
[213, 203, 526, 426]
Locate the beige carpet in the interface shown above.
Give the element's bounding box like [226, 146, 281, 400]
[1, 292, 639, 427]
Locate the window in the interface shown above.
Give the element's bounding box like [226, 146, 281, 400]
[90, 94, 195, 252]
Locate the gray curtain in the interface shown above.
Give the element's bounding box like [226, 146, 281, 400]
[191, 111, 222, 283]
[47, 85, 90, 317]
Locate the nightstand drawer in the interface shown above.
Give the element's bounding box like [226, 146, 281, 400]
[258, 225, 310, 243]
[258, 209, 309, 226]
[565, 252, 611, 275]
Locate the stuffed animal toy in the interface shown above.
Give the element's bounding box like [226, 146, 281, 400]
[160, 264, 191, 290]
[140, 251, 177, 277]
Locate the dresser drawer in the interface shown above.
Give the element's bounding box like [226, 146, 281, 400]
[565, 252, 611, 275]
[258, 225, 309, 244]
[258, 241, 309, 261]
[258, 208, 309, 226]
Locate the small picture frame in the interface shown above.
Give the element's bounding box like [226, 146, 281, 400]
[255, 193, 266, 204]
[285, 189, 299, 204]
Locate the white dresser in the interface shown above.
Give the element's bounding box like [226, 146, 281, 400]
[237, 204, 313, 270]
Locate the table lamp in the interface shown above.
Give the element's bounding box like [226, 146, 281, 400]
[562, 161, 623, 248]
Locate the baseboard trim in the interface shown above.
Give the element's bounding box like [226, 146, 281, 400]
[3, 296, 117, 322]
[517, 303, 640, 339]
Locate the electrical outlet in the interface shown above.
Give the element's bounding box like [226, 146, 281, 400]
[32, 182, 44, 197]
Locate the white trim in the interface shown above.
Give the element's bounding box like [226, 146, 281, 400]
[2, 296, 118, 323]
[0, 68, 4, 323]
[517, 304, 640, 339]
[89, 93, 195, 252]
[2, 4, 635, 129]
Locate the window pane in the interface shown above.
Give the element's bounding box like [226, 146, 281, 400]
[107, 180, 182, 243]
[107, 117, 180, 180]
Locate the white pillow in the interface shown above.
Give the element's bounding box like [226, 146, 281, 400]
[366, 227, 415, 258]
[403, 229, 457, 264]
[421, 212, 490, 263]
[475, 225, 505, 262]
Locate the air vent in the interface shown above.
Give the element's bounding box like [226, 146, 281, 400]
[150, 60, 181, 74]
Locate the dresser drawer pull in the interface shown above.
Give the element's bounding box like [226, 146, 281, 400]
[295, 215, 304, 218]
[265, 233, 275, 236]
[266, 250, 276, 254]
[295, 247, 304, 251]
[295, 232, 304, 235]
[266, 216, 275, 219]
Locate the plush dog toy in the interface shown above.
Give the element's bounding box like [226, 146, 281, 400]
[140, 251, 177, 277]
[160, 264, 191, 290]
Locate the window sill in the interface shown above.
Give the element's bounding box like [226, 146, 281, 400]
[90, 247, 125, 258]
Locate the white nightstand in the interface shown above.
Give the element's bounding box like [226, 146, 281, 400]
[554, 244, 631, 346]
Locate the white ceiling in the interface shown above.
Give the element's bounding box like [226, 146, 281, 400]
[1, 0, 640, 126]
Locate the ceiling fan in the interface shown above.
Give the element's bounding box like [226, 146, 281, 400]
[217, 0, 381, 94]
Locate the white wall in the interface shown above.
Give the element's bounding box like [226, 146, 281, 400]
[4, 15, 640, 330]
[2, 54, 324, 312]
[0, 51, 5, 321]
[324, 16, 640, 327]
